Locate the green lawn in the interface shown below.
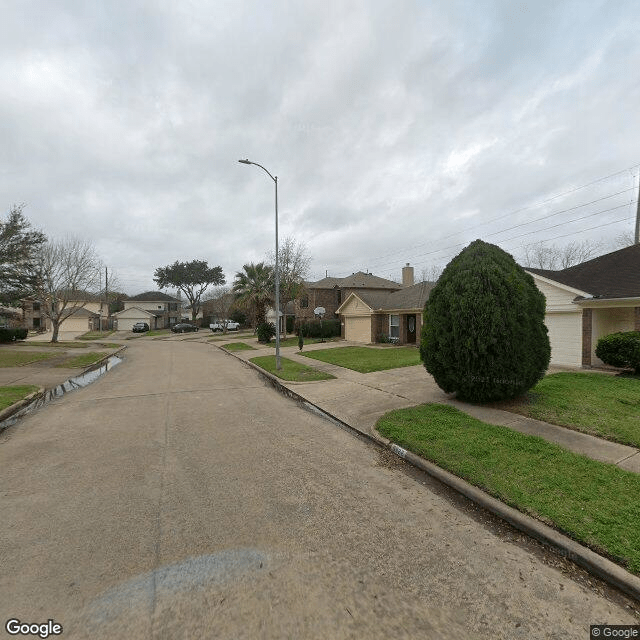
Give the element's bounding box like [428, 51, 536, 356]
[0, 385, 40, 411]
[76, 330, 115, 340]
[302, 346, 420, 373]
[250, 355, 335, 382]
[377, 403, 640, 574]
[0, 351, 59, 367]
[267, 337, 343, 348]
[145, 329, 171, 337]
[222, 342, 256, 351]
[56, 352, 108, 368]
[496, 372, 640, 448]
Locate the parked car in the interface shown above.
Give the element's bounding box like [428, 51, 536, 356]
[132, 322, 149, 333]
[210, 320, 240, 332]
[172, 323, 199, 333]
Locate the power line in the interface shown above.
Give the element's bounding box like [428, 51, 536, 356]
[354, 163, 640, 270]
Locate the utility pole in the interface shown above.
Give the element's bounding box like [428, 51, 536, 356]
[636, 170, 640, 244]
[105, 266, 109, 330]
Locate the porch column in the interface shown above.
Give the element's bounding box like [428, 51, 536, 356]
[582, 309, 592, 367]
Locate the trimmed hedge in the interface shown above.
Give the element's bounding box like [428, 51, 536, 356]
[0, 327, 28, 343]
[595, 331, 640, 374]
[421, 239, 551, 402]
[296, 319, 341, 339]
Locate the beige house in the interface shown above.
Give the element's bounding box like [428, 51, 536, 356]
[113, 292, 181, 331]
[22, 293, 107, 332]
[526, 244, 640, 368]
[338, 280, 434, 344]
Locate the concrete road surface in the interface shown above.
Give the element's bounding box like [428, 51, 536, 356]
[1, 339, 637, 639]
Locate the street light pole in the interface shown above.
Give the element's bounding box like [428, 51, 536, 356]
[238, 159, 281, 370]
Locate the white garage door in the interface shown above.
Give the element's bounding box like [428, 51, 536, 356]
[345, 316, 371, 343]
[545, 313, 582, 367]
[116, 317, 148, 331]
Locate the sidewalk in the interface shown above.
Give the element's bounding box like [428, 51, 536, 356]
[220, 338, 640, 474]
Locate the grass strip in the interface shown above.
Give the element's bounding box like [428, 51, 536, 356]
[76, 331, 115, 340]
[250, 355, 335, 382]
[15, 341, 88, 348]
[56, 352, 107, 368]
[495, 372, 640, 448]
[377, 403, 640, 573]
[0, 351, 59, 367]
[303, 345, 420, 373]
[0, 385, 40, 411]
[267, 337, 342, 348]
[222, 342, 256, 351]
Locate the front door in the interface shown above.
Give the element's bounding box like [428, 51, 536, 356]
[406, 314, 416, 344]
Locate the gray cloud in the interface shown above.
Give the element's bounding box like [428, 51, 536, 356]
[1, 0, 638, 293]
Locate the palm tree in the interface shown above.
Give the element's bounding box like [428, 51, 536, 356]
[232, 262, 274, 330]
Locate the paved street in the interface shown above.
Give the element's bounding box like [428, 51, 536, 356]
[1, 338, 637, 639]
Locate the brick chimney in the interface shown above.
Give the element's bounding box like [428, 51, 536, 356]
[402, 263, 414, 287]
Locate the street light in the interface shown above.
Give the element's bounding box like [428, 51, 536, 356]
[238, 158, 281, 370]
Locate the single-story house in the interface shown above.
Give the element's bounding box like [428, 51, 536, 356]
[112, 306, 162, 331]
[337, 280, 435, 345]
[526, 244, 640, 368]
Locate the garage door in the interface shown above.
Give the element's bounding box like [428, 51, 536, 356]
[59, 316, 90, 332]
[545, 312, 582, 367]
[116, 317, 146, 331]
[345, 316, 371, 343]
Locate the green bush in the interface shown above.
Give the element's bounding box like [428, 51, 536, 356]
[376, 333, 392, 344]
[286, 315, 295, 333]
[0, 327, 28, 343]
[420, 239, 550, 402]
[595, 331, 640, 374]
[296, 319, 341, 339]
[256, 322, 276, 343]
[230, 309, 247, 326]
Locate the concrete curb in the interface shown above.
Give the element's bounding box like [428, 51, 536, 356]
[0, 346, 126, 426]
[0, 386, 46, 422]
[217, 343, 640, 603]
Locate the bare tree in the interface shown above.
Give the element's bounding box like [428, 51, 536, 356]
[611, 231, 635, 249]
[35, 237, 101, 342]
[267, 237, 311, 338]
[207, 286, 237, 333]
[520, 239, 603, 270]
[419, 264, 443, 283]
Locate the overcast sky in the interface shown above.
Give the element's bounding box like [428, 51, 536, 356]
[1, 1, 638, 294]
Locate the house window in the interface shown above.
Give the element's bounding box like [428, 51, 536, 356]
[389, 315, 400, 340]
[33, 317, 40, 328]
[33, 302, 40, 311]
[301, 297, 309, 308]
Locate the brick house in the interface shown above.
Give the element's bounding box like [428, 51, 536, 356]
[294, 270, 404, 323]
[337, 273, 435, 345]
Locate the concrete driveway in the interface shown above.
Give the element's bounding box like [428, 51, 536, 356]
[0, 339, 636, 639]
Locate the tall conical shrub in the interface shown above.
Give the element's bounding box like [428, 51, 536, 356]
[420, 240, 550, 402]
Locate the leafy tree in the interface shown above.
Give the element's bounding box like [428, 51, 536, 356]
[206, 285, 237, 333]
[153, 260, 224, 323]
[232, 262, 273, 330]
[0, 204, 46, 304]
[421, 239, 550, 402]
[34, 237, 101, 342]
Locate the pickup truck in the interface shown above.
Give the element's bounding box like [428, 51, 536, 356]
[210, 320, 240, 332]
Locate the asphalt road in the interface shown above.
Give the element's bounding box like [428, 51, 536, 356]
[1, 338, 637, 639]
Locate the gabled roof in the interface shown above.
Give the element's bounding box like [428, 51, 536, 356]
[306, 271, 401, 291]
[338, 281, 435, 314]
[113, 306, 161, 318]
[64, 306, 99, 318]
[126, 291, 181, 302]
[526, 244, 640, 299]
